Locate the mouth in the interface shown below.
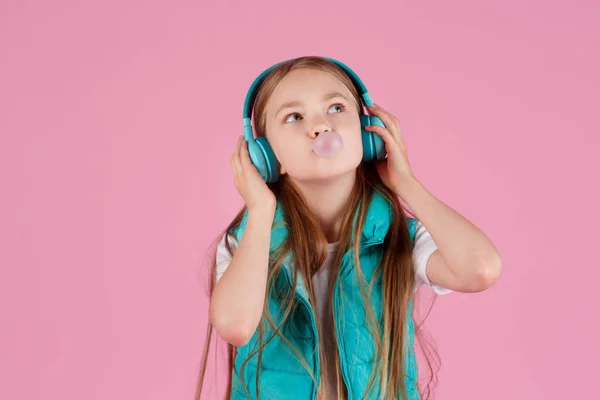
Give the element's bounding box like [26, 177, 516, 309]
[311, 131, 343, 158]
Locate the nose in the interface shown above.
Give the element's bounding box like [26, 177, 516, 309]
[309, 116, 331, 138]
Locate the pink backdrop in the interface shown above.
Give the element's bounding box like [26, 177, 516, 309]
[2, 0, 599, 399]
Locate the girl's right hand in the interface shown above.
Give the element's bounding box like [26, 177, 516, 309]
[230, 136, 276, 213]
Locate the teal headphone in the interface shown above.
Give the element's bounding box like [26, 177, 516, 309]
[242, 57, 387, 183]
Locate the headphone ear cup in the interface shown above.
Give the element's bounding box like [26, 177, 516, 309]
[254, 136, 280, 183]
[244, 126, 266, 180]
[361, 115, 375, 161]
[368, 115, 387, 160]
[361, 114, 386, 161]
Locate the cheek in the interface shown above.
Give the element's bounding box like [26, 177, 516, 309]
[275, 146, 300, 165]
[337, 117, 363, 150]
[266, 131, 306, 165]
[333, 111, 361, 132]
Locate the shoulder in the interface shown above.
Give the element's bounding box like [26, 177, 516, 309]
[404, 217, 427, 245]
[216, 232, 238, 264]
[215, 232, 239, 282]
[406, 217, 418, 239]
[412, 219, 429, 242]
[409, 219, 452, 295]
[410, 219, 435, 260]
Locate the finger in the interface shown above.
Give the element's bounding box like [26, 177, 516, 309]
[373, 103, 401, 133]
[231, 137, 243, 174]
[239, 138, 253, 170]
[235, 136, 245, 170]
[230, 155, 240, 175]
[364, 124, 398, 150]
[369, 104, 402, 141]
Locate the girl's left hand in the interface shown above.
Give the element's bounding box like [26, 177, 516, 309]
[364, 104, 415, 196]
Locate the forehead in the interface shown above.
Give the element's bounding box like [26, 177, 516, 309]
[265, 68, 355, 110]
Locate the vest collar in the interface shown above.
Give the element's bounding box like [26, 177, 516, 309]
[233, 190, 394, 251]
[232, 191, 394, 301]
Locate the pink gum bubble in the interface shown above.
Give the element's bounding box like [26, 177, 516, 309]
[311, 131, 343, 158]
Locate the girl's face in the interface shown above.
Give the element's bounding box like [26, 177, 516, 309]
[263, 68, 363, 183]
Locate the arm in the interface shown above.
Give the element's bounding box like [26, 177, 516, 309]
[363, 103, 502, 293]
[209, 205, 275, 346]
[399, 176, 502, 293]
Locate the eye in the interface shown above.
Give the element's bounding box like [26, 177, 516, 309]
[328, 103, 346, 113]
[284, 113, 302, 123]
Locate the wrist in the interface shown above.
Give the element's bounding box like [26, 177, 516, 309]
[248, 203, 276, 220]
[393, 172, 420, 199]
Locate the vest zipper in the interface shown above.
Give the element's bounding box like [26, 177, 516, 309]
[333, 281, 352, 399]
[282, 266, 320, 400]
[334, 238, 384, 399]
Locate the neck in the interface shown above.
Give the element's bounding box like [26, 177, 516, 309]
[290, 170, 357, 243]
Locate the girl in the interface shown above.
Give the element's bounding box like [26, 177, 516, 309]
[196, 56, 502, 400]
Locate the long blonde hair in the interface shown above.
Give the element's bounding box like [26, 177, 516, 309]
[195, 56, 439, 399]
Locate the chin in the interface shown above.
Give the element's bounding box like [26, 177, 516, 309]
[292, 160, 361, 183]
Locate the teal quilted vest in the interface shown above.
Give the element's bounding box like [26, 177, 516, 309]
[229, 191, 420, 400]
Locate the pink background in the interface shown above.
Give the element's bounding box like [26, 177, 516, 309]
[1, 0, 599, 399]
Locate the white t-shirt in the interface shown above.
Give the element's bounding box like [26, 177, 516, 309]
[214, 220, 451, 399]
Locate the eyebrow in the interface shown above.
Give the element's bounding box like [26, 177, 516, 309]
[273, 91, 349, 120]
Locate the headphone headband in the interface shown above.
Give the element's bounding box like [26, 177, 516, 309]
[240, 56, 386, 182]
[242, 57, 374, 128]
